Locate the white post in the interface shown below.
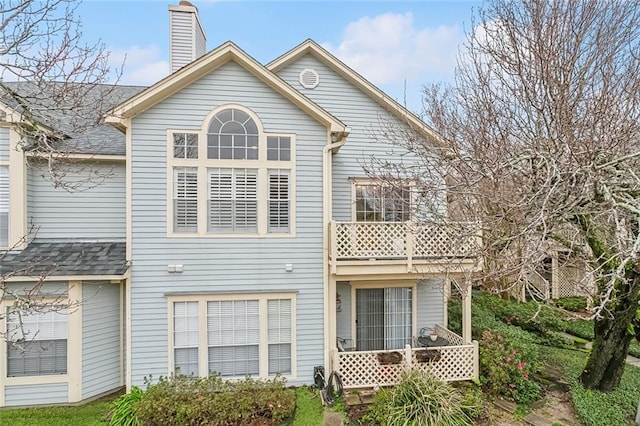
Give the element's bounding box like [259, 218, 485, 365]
[462, 277, 472, 344]
[404, 344, 413, 370]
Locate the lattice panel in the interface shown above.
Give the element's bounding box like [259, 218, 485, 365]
[412, 345, 476, 381]
[336, 350, 406, 388]
[557, 264, 591, 298]
[335, 343, 478, 389]
[333, 222, 480, 260]
[335, 222, 407, 258]
[413, 224, 479, 258]
[434, 324, 463, 346]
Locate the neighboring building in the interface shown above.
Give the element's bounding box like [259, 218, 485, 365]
[0, 2, 480, 407]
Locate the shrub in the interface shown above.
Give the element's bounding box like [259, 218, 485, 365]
[554, 297, 588, 312]
[364, 370, 476, 426]
[109, 386, 143, 426]
[479, 329, 542, 404]
[134, 375, 295, 426]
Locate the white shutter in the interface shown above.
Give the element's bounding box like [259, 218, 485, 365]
[174, 167, 198, 232]
[208, 168, 257, 233]
[234, 169, 257, 232]
[0, 165, 8, 247]
[268, 170, 290, 233]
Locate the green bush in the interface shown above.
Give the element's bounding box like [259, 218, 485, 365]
[555, 297, 588, 312]
[364, 370, 476, 426]
[109, 386, 144, 426]
[134, 375, 295, 426]
[479, 329, 542, 404]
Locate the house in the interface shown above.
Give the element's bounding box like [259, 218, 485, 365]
[0, 1, 480, 407]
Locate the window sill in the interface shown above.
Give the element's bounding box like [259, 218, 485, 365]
[167, 232, 296, 239]
[4, 374, 68, 386]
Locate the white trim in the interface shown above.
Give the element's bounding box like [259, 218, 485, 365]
[3, 274, 128, 282]
[8, 127, 26, 250]
[167, 292, 297, 381]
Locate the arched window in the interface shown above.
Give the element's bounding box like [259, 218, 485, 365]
[207, 108, 259, 160]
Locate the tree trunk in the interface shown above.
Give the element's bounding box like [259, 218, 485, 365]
[580, 273, 640, 391]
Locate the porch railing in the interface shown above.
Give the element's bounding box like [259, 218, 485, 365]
[332, 327, 478, 389]
[330, 221, 481, 262]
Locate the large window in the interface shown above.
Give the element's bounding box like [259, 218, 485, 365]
[168, 106, 294, 236]
[170, 294, 295, 379]
[5, 308, 68, 377]
[354, 182, 411, 222]
[0, 165, 8, 247]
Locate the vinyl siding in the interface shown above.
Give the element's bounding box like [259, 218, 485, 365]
[0, 127, 8, 161]
[4, 383, 68, 407]
[27, 161, 125, 239]
[170, 11, 195, 72]
[82, 281, 122, 400]
[128, 60, 327, 386]
[275, 54, 441, 221]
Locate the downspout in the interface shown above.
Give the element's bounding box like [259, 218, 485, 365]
[322, 132, 347, 373]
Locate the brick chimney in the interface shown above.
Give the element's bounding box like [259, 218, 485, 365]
[168, 1, 207, 73]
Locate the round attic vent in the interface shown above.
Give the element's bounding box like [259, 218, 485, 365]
[299, 68, 320, 89]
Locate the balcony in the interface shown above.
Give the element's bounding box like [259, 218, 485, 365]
[331, 325, 479, 388]
[329, 221, 481, 277]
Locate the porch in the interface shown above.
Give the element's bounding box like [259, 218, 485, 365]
[332, 325, 479, 388]
[329, 221, 481, 276]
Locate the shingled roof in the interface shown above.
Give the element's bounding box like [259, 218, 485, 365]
[1, 82, 146, 156]
[1, 241, 128, 277]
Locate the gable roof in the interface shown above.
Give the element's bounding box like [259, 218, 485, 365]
[106, 41, 348, 136]
[267, 39, 444, 147]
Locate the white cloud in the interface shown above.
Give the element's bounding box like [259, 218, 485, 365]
[323, 12, 463, 85]
[108, 44, 169, 86]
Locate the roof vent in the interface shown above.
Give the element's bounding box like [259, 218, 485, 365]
[299, 69, 320, 89]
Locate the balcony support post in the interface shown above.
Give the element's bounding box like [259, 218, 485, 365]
[462, 276, 472, 344]
[330, 221, 337, 275]
[406, 221, 414, 271]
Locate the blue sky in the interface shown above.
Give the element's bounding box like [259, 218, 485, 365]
[78, 0, 481, 113]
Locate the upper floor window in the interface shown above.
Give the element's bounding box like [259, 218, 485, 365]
[354, 182, 411, 222]
[168, 105, 295, 237]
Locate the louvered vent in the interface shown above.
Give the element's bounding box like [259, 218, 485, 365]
[299, 69, 320, 89]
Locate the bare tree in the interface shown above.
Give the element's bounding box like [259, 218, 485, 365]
[1, 1, 124, 345]
[1, 0, 125, 190]
[376, 0, 640, 392]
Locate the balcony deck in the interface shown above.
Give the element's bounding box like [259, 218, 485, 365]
[329, 221, 481, 276]
[332, 325, 479, 388]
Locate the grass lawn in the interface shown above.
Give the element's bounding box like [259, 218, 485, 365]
[0, 399, 113, 426]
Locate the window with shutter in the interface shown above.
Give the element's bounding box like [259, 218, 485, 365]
[174, 167, 198, 232]
[268, 170, 290, 233]
[6, 308, 68, 377]
[168, 106, 294, 236]
[0, 165, 8, 247]
[267, 299, 291, 375]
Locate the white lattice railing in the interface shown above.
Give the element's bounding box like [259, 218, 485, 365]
[330, 221, 481, 262]
[332, 327, 478, 389]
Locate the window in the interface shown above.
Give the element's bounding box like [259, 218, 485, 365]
[355, 287, 412, 351]
[170, 294, 295, 379]
[5, 308, 68, 377]
[0, 165, 7, 247]
[354, 183, 411, 222]
[168, 106, 294, 236]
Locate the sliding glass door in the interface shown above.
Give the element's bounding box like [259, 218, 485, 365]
[355, 287, 412, 351]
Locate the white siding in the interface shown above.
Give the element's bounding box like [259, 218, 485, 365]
[128, 60, 327, 386]
[4, 383, 68, 406]
[82, 281, 122, 399]
[27, 162, 125, 239]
